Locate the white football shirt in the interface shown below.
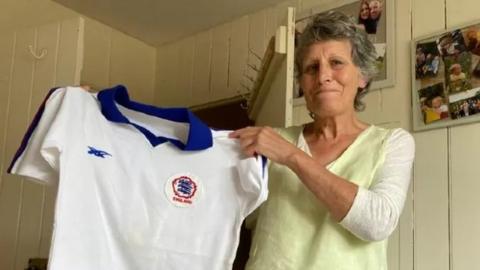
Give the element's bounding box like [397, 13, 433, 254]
[8, 85, 268, 270]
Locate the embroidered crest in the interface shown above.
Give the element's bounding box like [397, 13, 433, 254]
[165, 173, 202, 207]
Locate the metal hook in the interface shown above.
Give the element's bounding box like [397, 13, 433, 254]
[28, 45, 47, 60]
[245, 75, 256, 83]
[248, 48, 263, 61]
[247, 63, 260, 72]
[240, 82, 251, 92]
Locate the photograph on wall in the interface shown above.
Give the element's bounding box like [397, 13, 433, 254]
[294, 0, 391, 98]
[436, 30, 467, 57]
[357, 0, 383, 34]
[462, 26, 480, 82]
[413, 21, 480, 130]
[443, 52, 472, 93]
[448, 88, 480, 119]
[418, 83, 450, 124]
[463, 26, 480, 56]
[415, 41, 442, 80]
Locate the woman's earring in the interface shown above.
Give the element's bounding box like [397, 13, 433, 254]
[309, 111, 316, 119]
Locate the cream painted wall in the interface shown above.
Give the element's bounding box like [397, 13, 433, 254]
[0, 2, 156, 270]
[81, 17, 156, 103]
[0, 0, 80, 33]
[154, 0, 480, 269]
[0, 18, 84, 270]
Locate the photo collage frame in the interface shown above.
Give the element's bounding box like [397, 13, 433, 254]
[413, 21, 480, 130]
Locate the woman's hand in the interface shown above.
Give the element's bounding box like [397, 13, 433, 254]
[229, 126, 300, 166]
[79, 85, 92, 91]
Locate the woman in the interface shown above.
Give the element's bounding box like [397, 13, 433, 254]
[357, 0, 371, 32]
[230, 11, 414, 269]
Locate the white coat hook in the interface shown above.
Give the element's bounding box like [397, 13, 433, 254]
[28, 45, 47, 60]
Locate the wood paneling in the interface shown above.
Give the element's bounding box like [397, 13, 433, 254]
[0, 25, 36, 270]
[449, 123, 480, 270]
[446, 0, 480, 28]
[210, 23, 231, 101]
[229, 15, 249, 97]
[191, 30, 212, 106]
[0, 16, 156, 270]
[412, 0, 446, 39]
[109, 27, 156, 103]
[413, 129, 450, 270]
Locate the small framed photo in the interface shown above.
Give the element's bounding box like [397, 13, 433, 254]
[412, 20, 480, 131]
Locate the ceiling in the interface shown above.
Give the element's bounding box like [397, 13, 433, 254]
[50, 0, 287, 46]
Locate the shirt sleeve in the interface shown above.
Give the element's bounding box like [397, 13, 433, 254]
[236, 155, 269, 218]
[339, 128, 415, 241]
[7, 87, 70, 185]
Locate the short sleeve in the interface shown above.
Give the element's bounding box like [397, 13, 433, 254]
[236, 155, 269, 217]
[7, 87, 69, 185]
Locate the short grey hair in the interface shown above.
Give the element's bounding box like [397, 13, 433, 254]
[295, 10, 378, 111]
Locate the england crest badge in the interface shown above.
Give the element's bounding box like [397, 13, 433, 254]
[165, 173, 202, 207]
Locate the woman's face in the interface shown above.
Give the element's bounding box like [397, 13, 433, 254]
[360, 3, 369, 20]
[300, 40, 367, 117]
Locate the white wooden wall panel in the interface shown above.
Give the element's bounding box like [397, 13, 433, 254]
[82, 17, 156, 104]
[55, 18, 82, 87]
[264, 7, 278, 47]
[0, 18, 84, 270]
[398, 185, 413, 270]
[162, 43, 181, 106]
[0, 14, 158, 269]
[358, 90, 383, 124]
[413, 129, 450, 270]
[0, 31, 17, 270]
[82, 18, 111, 90]
[407, 2, 446, 269]
[245, 10, 267, 95]
[412, 0, 445, 38]
[191, 30, 212, 106]
[0, 27, 36, 270]
[248, 10, 267, 59]
[177, 37, 195, 106]
[38, 184, 56, 258]
[446, 0, 479, 28]
[301, 0, 341, 15]
[13, 22, 61, 270]
[387, 227, 400, 270]
[154, 46, 169, 106]
[449, 123, 480, 270]
[375, 0, 411, 129]
[0, 31, 15, 182]
[210, 23, 230, 101]
[109, 29, 155, 104]
[228, 15, 249, 96]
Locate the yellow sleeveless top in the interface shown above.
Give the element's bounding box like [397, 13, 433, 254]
[246, 125, 392, 270]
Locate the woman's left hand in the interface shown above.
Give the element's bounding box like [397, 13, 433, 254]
[229, 126, 300, 166]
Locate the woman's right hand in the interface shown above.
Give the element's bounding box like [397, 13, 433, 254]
[79, 85, 92, 91]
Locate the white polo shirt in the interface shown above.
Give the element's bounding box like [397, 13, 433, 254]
[8, 85, 268, 270]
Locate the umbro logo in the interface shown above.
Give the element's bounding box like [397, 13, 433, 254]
[87, 146, 112, 158]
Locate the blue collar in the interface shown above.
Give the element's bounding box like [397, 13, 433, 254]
[97, 85, 212, 150]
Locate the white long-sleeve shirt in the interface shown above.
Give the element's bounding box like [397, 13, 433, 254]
[298, 128, 415, 241]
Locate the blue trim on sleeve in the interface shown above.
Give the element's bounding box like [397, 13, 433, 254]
[261, 155, 267, 178]
[7, 87, 61, 174]
[97, 85, 212, 150]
